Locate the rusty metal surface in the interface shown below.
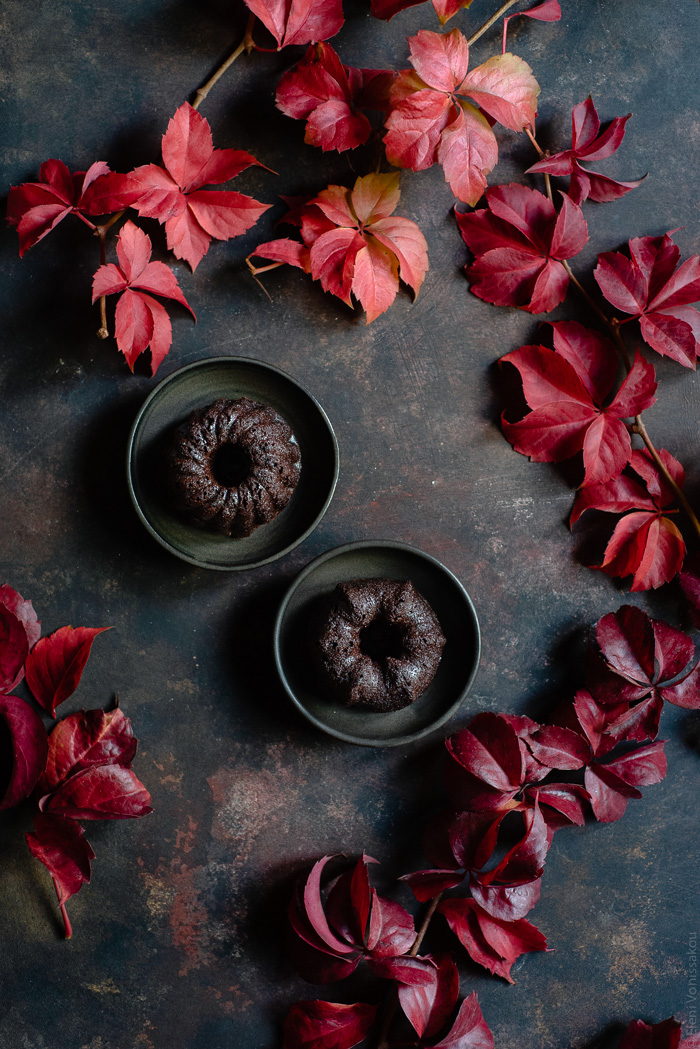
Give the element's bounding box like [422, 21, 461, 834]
[1, 1, 699, 1046]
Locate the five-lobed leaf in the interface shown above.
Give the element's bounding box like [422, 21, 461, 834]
[92, 221, 195, 375]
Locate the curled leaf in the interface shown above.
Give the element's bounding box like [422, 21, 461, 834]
[25, 625, 112, 716]
[0, 695, 49, 811]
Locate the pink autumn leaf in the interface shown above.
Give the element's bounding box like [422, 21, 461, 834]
[92, 221, 195, 376]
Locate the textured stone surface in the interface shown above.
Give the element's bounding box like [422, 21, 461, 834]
[1, 2, 699, 1047]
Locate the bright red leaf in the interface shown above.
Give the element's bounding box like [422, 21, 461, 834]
[7, 159, 112, 255]
[41, 763, 152, 820]
[433, 993, 495, 1049]
[283, 1000, 378, 1049]
[438, 897, 547, 983]
[502, 2, 561, 55]
[526, 97, 644, 204]
[26, 812, 95, 910]
[0, 695, 48, 811]
[595, 232, 700, 367]
[243, 0, 343, 49]
[25, 625, 112, 717]
[39, 707, 138, 794]
[384, 30, 539, 205]
[249, 172, 428, 323]
[276, 43, 394, 153]
[122, 102, 270, 270]
[457, 185, 588, 311]
[500, 322, 656, 485]
[572, 448, 686, 591]
[92, 221, 195, 375]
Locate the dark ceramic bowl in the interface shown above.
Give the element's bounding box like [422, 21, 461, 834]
[274, 541, 481, 746]
[127, 357, 339, 570]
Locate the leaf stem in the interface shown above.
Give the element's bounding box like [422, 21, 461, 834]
[93, 210, 127, 340]
[52, 877, 72, 939]
[468, 0, 521, 46]
[559, 260, 700, 541]
[192, 14, 256, 111]
[375, 893, 443, 1049]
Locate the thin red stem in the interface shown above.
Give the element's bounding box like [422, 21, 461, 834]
[52, 878, 72, 939]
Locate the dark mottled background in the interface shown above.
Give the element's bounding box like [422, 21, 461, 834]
[1, 1, 699, 1047]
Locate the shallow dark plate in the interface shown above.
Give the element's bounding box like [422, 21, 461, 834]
[274, 541, 481, 747]
[127, 357, 339, 570]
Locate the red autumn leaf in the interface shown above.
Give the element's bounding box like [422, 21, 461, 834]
[276, 43, 394, 153]
[525, 783, 590, 828]
[283, 1000, 378, 1049]
[438, 897, 547, 983]
[500, 321, 656, 485]
[25, 625, 112, 717]
[6, 159, 112, 255]
[370, 0, 474, 26]
[457, 185, 588, 311]
[288, 854, 415, 984]
[502, 1, 561, 55]
[526, 97, 644, 204]
[249, 173, 428, 323]
[123, 102, 271, 270]
[39, 707, 138, 794]
[41, 763, 152, 820]
[383, 30, 539, 204]
[524, 724, 592, 770]
[595, 232, 700, 367]
[243, 0, 343, 49]
[445, 712, 525, 812]
[573, 449, 687, 591]
[620, 1018, 684, 1049]
[26, 812, 95, 907]
[433, 992, 495, 1049]
[585, 740, 667, 822]
[479, 803, 549, 887]
[380, 954, 458, 1040]
[0, 583, 40, 693]
[0, 695, 49, 811]
[594, 604, 700, 711]
[92, 220, 195, 375]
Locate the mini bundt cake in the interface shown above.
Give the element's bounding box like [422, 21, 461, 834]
[167, 397, 301, 538]
[309, 578, 445, 712]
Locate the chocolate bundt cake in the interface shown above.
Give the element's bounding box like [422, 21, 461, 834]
[309, 578, 446, 712]
[167, 397, 301, 538]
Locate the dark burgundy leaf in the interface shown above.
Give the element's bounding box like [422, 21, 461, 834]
[283, 1000, 378, 1049]
[26, 812, 95, 907]
[42, 764, 152, 820]
[0, 584, 41, 693]
[39, 707, 138, 793]
[433, 992, 495, 1049]
[0, 695, 49, 811]
[25, 625, 112, 716]
[620, 1017, 682, 1049]
[438, 897, 547, 983]
[401, 868, 466, 902]
[470, 874, 542, 921]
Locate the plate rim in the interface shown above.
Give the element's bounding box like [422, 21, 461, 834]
[273, 540, 481, 747]
[126, 356, 340, 571]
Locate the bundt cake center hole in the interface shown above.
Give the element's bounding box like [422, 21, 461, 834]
[212, 443, 252, 487]
[360, 616, 406, 664]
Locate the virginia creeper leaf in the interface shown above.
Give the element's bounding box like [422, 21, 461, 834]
[0, 695, 49, 811]
[282, 1001, 378, 1049]
[26, 812, 95, 907]
[25, 625, 112, 716]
